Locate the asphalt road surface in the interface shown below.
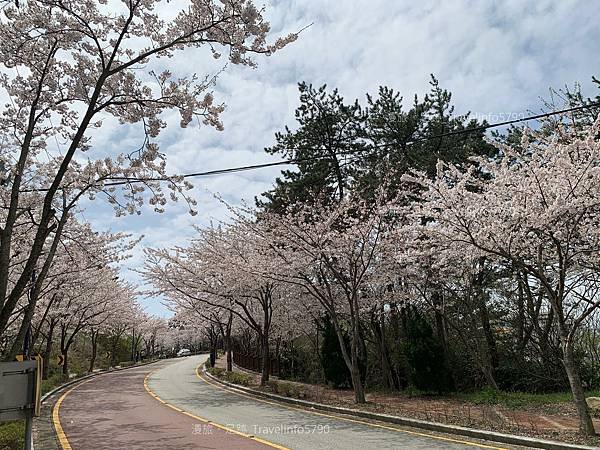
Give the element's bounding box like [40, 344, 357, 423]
[55, 355, 513, 449]
[147, 355, 508, 450]
[55, 359, 269, 449]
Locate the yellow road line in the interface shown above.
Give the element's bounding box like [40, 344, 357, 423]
[196, 365, 508, 450]
[143, 369, 289, 450]
[53, 389, 72, 450]
[52, 377, 97, 450]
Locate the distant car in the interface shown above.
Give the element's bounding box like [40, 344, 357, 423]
[177, 348, 192, 357]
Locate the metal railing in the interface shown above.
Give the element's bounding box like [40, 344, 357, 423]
[232, 350, 280, 377]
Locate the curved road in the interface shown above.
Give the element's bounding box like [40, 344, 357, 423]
[55, 355, 513, 449]
[54, 359, 267, 449]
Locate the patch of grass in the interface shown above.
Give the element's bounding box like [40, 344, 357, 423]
[223, 371, 251, 386]
[0, 420, 24, 450]
[404, 385, 427, 397]
[207, 367, 225, 377]
[274, 381, 304, 398]
[41, 373, 69, 395]
[458, 387, 600, 409]
[206, 366, 251, 386]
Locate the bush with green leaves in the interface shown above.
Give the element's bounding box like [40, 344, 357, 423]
[0, 420, 24, 450]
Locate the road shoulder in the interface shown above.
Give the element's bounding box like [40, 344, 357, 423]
[202, 365, 597, 450]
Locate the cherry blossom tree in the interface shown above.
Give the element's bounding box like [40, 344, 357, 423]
[0, 0, 297, 347]
[59, 272, 136, 375]
[253, 195, 393, 403]
[166, 292, 235, 368]
[144, 220, 285, 385]
[172, 306, 234, 367]
[148, 194, 392, 402]
[384, 228, 502, 390]
[9, 213, 140, 374]
[5, 214, 138, 359]
[402, 118, 600, 435]
[139, 316, 169, 359]
[104, 304, 136, 367]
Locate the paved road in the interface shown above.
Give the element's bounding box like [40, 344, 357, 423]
[55, 360, 269, 449]
[147, 355, 510, 450]
[54, 355, 515, 449]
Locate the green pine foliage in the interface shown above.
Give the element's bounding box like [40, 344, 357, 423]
[320, 314, 352, 388]
[403, 307, 453, 393]
[257, 76, 496, 212]
[257, 82, 366, 212]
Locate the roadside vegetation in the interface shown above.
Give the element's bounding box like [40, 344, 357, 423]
[0, 421, 24, 450]
[458, 389, 600, 410]
[207, 367, 252, 387]
[145, 77, 600, 442]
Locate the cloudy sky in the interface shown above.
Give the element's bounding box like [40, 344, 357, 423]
[83, 0, 600, 317]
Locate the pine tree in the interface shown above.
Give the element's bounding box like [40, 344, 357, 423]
[320, 314, 352, 388]
[257, 76, 496, 212]
[256, 82, 366, 212]
[404, 307, 453, 393]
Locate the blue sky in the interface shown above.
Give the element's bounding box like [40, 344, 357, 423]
[82, 0, 600, 317]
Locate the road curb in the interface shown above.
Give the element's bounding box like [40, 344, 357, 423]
[202, 367, 597, 450]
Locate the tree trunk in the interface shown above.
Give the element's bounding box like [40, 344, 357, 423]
[260, 331, 270, 386]
[131, 329, 136, 362]
[479, 299, 499, 373]
[389, 302, 405, 389]
[1, 203, 68, 350]
[516, 274, 526, 353]
[259, 287, 273, 386]
[42, 319, 55, 380]
[432, 291, 447, 351]
[431, 290, 453, 388]
[60, 326, 68, 375]
[110, 341, 118, 367]
[330, 310, 366, 403]
[473, 258, 499, 387]
[89, 329, 98, 373]
[379, 339, 395, 389]
[481, 363, 499, 391]
[350, 331, 366, 403]
[539, 308, 555, 371]
[62, 349, 69, 376]
[226, 343, 233, 372]
[562, 335, 595, 435]
[5, 309, 31, 360]
[225, 315, 233, 372]
[371, 308, 396, 390]
[209, 326, 217, 368]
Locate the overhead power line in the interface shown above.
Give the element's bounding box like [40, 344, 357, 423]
[22, 101, 600, 192]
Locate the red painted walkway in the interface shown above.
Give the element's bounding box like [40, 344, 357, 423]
[57, 360, 269, 449]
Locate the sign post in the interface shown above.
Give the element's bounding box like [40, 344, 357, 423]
[0, 358, 43, 450]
